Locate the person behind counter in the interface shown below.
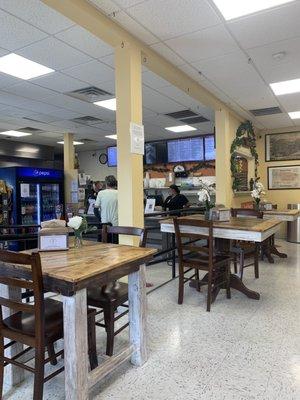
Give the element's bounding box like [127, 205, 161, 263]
[94, 175, 118, 226]
[163, 184, 189, 212]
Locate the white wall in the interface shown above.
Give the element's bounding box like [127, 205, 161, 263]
[77, 149, 117, 181]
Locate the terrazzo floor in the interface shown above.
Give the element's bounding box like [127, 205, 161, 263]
[3, 239, 300, 400]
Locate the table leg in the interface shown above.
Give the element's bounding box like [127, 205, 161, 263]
[63, 289, 88, 400]
[229, 275, 260, 300]
[171, 233, 176, 279]
[0, 284, 24, 388]
[128, 264, 147, 367]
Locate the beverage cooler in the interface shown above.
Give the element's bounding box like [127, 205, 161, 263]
[0, 167, 64, 226]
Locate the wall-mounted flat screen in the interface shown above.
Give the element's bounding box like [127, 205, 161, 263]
[107, 146, 117, 167]
[145, 141, 167, 165]
[204, 135, 215, 160]
[167, 137, 204, 163]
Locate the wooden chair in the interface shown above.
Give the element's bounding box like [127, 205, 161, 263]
[230, 208, 263, 280]
[87, 225, 146, 356]
[0, 250, 98, 400]
[173, 217, 231, 312]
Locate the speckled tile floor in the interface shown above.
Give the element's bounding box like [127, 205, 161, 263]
[3, 239, 300, 400]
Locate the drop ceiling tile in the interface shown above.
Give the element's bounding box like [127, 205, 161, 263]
[99, 53, 114, 67]
[62, 60, 114, 86]
[0, 9, 47, 51]
[22, 113, 60, 124]
[165, 24, 239, 63]
[142, 71, 170, 89]
[0, 72, 21, 89]
[255, 113, 293, 129]
[4, 82, 57, 101]
[228, 1, 300, 50]
[114, 0, 144, 7]
[149, 43, 185, 66]
[126, 0, 220, 40]
[112, 11, 158, 44]
[142, 86, 184, 113]
[18, 37, 92, 70]
[45, 109, 85, 121]
[277, 93, 300, 112]
[31, 72, 87, 93]
[0, 0, 74, 34]
[87, 0, 120, 15]
[0, 91, 29, 107]
[16, 99, 63, 115]
[55, 25, 113, 59]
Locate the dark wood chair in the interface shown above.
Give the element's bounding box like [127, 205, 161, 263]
[230, 208, 263, 280]
[173, 217, 231, 312]
[0, 250, 98, 400]
[87, 225, 146, 356]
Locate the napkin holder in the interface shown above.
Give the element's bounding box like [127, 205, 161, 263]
[209, 207, 231, 221]
[38, 221, 70, 251]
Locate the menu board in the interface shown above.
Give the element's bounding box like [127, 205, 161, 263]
[204, 136, 215, 160]
[107, 146, 117, 167]
[167, 137, 204, 162]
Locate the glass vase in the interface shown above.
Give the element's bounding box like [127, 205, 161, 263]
[74, 233, 83, 248]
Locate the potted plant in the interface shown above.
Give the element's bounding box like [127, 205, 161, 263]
[67, 216, 96, 248]
[197, 181, 216, 219]
[251, 181, 265, 210]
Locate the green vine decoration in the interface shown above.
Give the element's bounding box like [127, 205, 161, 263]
[144, 161, 215, 174]
[230, 120, 258, 192]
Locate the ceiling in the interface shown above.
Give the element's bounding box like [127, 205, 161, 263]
[89, 0, 300, 130]
[0, 0, 299, 153]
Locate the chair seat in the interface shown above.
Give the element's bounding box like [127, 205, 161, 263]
[182, 254, 230, 268]
[87, 282, 128, 307]
[2, 298, 63, 339]
[231, 241, 256, 255]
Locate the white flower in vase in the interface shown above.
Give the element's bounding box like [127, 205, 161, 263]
[67, 216, 83, 230]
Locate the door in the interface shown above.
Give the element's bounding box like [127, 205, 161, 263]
[19, 183, 40, 225]
[40, 183, 61, 222]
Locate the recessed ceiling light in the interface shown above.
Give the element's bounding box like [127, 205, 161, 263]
[57, 141, 84, 145]
[0, 130, 32, 137]
[270, 78, 300, 95]
[105, 134, 117, 140]
[0, 53, 54, 80]
[288, 111, 300, 119]
[165, 125, 197, 133]
[212, 0, 295, 20]
[16, 146, 39, 153]
[94, 98, 116, 111]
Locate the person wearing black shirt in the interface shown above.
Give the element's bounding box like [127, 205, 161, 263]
[163, 184, 189, 213]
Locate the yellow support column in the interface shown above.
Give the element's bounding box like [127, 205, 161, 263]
[115, 42, 143, 245]
[63, 132, 77, 207]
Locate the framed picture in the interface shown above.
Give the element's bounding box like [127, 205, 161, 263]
[268, 165, 300, 190]
[265, 131, 300, 161]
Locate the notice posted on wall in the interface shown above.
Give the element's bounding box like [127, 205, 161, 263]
[130, 122, 144, 155]
[20, 183, 30, 198]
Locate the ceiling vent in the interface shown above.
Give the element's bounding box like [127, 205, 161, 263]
[250, 107, 282, 116]
[23, 117, 46, 124]
[19, 127, 44, 133]
[180, 116, 209, 124]
[70, 116, 103, 126]
[66, 86, 112, 103]
[165, 110, 198, 119]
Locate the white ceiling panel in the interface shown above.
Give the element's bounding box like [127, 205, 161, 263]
[149, 43, 185, 66]
[126, 0, 220, 41]
[55, 25, 113, 59]
[142, 71, 170, 89]
[87, 0, 120, 15]
[0, 72, 21, 89]
[255, 113, 294, 129]
[15, 98, 63, 115]
[62, 60, 114, 86]
[0, 0, 74, 34]
[22, 113, 61, 124]
[142, 86, 184, 113]
[228, 1, 300, 50]
[276, 93, 300, 112]
[99, 53, 114, 67]
[114, 0, 144, 8]
[4, 82, 57, 101]
[31, 72, 87, 93]
[0, 91, 29, 107]
[0, 9, 47, 51]
[112, 11, 158, 44]
[18, 37, 92, 70]
[165, 24, 239, 63]
[44, 109, 85, 122]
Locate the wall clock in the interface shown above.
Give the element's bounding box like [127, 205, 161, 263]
[99, 153, 108, 165]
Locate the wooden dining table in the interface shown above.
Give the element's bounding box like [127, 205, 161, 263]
[0, 242, 156, 400]
[160, 214, 282, 301]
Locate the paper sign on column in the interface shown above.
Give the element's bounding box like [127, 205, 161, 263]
[130, 122, 144, 155]
[20, 183, 30, 198]
[78, 188, 85, 201]
[145, 198, 156, 213]
[71, 179, 78, 192]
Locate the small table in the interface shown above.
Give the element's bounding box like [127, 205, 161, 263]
[0, 242, 156, 400]
[160, 215, 282, 301]
[262, 210, 300, 262]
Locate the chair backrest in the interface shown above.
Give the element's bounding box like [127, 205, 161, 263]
[173, 217, 213, 266]
[102, 225, 146, 247]
[0, 250, 44, 343]
[231, 208, 263, 219]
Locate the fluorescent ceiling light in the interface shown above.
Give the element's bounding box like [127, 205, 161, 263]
[57, 141, 84, 145]
[212, 0, 295, 20]
[94, 98, 116, 111]
[270, 78, 300, 95]
[0, 130, 32, 137]
[16, 147, 39, 153]
[165, 125, 196, 133]
[105, 134, 117, 140]
[288, 111, 300, 119]
[0, 53, 54, 80]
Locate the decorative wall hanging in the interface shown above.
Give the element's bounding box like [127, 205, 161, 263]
[265, 131, 300, 161]
[268, 165, 300, 190]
